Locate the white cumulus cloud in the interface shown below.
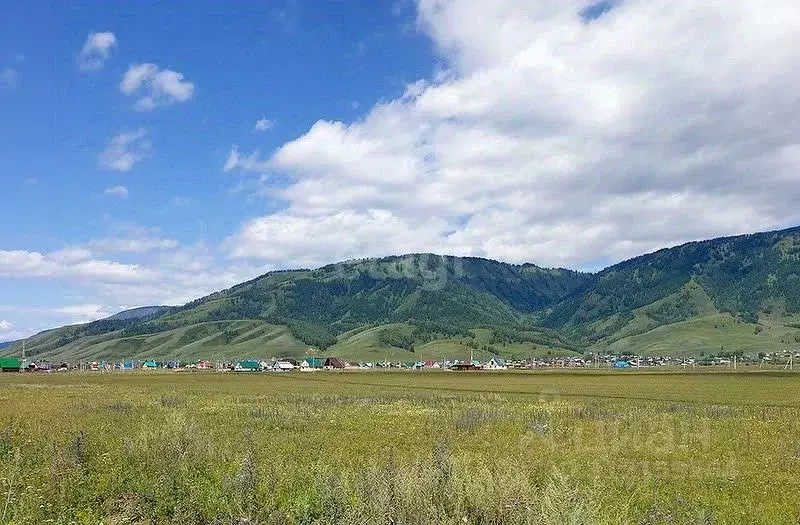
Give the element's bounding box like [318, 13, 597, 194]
[224, 146, 271, 173]
[121, 63, 194, 111]
[55, 304, 116, 323]
[77, 31, 117, 72]
[254, 118, 275, 131]
[0, 249, 156, 283]
[0, 320, 12, 331]
[229, 209, 449, 268]
[0, 232, 263, 336]
[103, 185, 129, 198]
[225, 0, 800, 269]
[99, 129, 150, 171]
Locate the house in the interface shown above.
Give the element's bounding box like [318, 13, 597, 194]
[197, 360, 214, 370]
[451, 362, 481, 371]
[142, 360, 159, 370]
[90, 361, 100, 371]
[234, 360, 261, 372]
[273, 361, 294, 372]
[484, 355, 507, 370]
[424, 360, 440, 369]
[300, 357, 323, 371]
[613, 360, 631, 369]
[324, 356, 347, 369]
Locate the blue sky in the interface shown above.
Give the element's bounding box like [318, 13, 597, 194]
[2, 1, 800, 340]
[0, 0, 432, 337]
[1, 0, 431, 250]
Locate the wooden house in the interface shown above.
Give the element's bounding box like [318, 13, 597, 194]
[324, 356, 346, 369]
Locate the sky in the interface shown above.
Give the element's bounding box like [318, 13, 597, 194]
[1, 0, 800, 340]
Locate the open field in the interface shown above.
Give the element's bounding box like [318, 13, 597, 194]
[1, 370, 800, 524]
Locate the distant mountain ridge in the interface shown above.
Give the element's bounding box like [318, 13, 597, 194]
[546, 226, 800, 329]
[104, 306, 172, 321]
[6, 226, 800, 362]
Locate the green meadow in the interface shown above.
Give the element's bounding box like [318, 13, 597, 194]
[1, 370, 799, 524]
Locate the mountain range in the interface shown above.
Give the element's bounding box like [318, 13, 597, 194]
[4, 226, 800, 363]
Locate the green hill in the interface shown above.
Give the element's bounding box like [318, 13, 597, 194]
[6, 227, 800, 362]
[545, 226, 800, 348]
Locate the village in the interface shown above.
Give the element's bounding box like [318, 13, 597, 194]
[3, 350, 797, 373]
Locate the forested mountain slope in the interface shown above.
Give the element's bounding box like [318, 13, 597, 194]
[546, 226, 800, 339]
[3, 255, 590, 361]
[5, 228, 800, 362]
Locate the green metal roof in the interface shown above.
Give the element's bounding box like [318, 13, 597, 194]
[302, 357, 323, 367]
[0, 357, 21, 370]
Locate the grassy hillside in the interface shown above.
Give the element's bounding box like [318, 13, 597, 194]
[607, 314, 800, 357]
[328, 324, 579, 362]
[548, 227, 800, 339]
[7, 227, 800, 362]
[6, 321, 309, 363]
